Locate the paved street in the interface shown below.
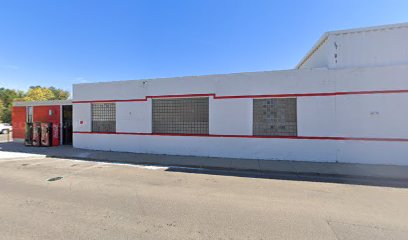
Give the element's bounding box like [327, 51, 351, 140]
[0, 155, 407, 240]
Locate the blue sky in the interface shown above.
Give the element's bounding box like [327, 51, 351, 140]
[1, 0, 408, 96]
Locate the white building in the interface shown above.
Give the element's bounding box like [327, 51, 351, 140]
[72, 23, 408, 166]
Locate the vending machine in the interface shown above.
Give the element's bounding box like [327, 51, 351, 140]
[25, 123, 33, 146]
[52, 123, 59, 146]
[32, 122, 41, 147]
[41, 122, 53, 147]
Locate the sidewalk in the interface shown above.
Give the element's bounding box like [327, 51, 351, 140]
[1, 142, 408, 181]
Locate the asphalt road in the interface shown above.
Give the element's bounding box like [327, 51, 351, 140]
[0, 156, 407, 240]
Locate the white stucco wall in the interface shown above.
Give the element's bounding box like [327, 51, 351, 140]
[330, 27, 408, 69]
[209, 98, 252, 135]
[116, 101, 152, 133]
[299, 24, 408, 70]
[73, 103, 91, 132]
[72, 64, 408, 165]
[73, 134, 339, 162]
[297, 96, 336, 137]
[298, 36, 330, 70]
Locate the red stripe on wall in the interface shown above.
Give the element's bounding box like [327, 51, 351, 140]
[73, 94, 216, 103]
[73, 131, 408, 142]
[72, 89, 408, 104]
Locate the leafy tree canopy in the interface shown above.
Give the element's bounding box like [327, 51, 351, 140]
[19, 87, 55, 101]
[0, 99, 4, 122]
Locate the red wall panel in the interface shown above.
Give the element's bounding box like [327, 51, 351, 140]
[11, 106, 26, 139]
[33, 106, 60, 123]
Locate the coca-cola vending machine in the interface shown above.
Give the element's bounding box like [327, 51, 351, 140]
[32, 122, 41, 147]
[41, 123, 52, 147]
[52, 123, 59, 146]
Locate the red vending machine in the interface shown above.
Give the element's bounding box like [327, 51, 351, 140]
[32, 122, 42, 147]
[41, 123, 52, 147]
[52, 123, 59, 146]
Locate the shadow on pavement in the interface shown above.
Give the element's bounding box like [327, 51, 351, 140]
[1, 142, 408, 189]
[165, 167, 408, 189]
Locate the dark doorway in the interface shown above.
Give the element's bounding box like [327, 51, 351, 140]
[62, 105, 73, 145]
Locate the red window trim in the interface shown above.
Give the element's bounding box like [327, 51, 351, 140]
[72, 89, 408, 104]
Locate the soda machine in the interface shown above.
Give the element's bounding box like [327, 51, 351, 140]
[32, 122, 41, 147]
[40, 123, 52, 147]
[52, 123, 59, 146]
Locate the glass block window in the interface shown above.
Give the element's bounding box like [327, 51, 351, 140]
[91, 103, 116, 133]
[253, 98, 297, 136]
[152, 98, 209, 134]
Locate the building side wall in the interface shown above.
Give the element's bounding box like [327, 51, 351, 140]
[73, 103, 91, 132]
[72, 65, 408, 165]
[333, 64, 408, 139]
[73, 134, 339, 162]
[300, 26, 408, 70]
[331, 28, 408, 69]
[297, 97, 336, 137]
[335, 94, 408, 138]
[11, 106, 26, 139]
[209, 98, 253, 135]
[299, 37, 331, 69]
[116, 101, 152, 133]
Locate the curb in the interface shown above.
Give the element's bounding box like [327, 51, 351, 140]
[45, 154, 408, 186]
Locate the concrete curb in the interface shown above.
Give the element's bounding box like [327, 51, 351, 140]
[45, 151, 408, 183]
[1, 142, 408, 183]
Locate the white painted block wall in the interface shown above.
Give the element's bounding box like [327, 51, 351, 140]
[116, 101, 152, 133]
[73, 64, 408, 165]
[209, 98, 252, 135]
[300, 24, 408, 70]
[330, 28, 408, 69]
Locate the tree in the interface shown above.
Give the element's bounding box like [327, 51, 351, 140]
[1, 106, 12, 123]
[0, 88, 24, 123]
[49, 87, 70, 100]
[18, 86, 70, 102]
[0, 99, 4, 122]
[19, 87, 55, 101]
[0, 88, 24, 106]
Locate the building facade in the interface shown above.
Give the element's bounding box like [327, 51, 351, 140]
[72, 23, 408, 166]
[12, 23, 408, 165]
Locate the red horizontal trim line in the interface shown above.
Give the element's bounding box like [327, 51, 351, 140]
[72, 94, 215, 104]
[72, 90, 408, 103]
[73, 131, 408, 142]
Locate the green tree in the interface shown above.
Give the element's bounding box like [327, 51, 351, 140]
[0, 99, 4, 122]
[1, 107, 12, 123]
[49, 87, 70, 100]
[0, 88, 24, 123]
[18, 86, 70, 101]
[0, 88, 24, 106]
[20, 87, 55, 101]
